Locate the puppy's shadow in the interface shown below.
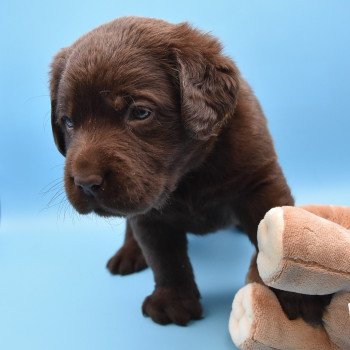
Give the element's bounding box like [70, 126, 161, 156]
[202, 288, 240, 319]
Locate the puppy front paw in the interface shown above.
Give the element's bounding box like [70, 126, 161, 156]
[107, 244, 147, 275]
[272, 288, 333, 326]
[142, 287, 202, 326]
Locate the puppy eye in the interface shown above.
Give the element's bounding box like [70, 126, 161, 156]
[62, 116, 74, 130]
[129, 107, 152, 121]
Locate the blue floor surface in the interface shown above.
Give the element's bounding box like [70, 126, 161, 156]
[1, 215, 254, 350]
[1, 189, 349, 350]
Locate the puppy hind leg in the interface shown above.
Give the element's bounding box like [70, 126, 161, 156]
[107, 219, 148, 275]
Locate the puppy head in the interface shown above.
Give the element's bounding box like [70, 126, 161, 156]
[50, 17, 239, 217]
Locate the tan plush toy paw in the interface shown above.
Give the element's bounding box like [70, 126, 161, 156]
[229, 205, 350, 350]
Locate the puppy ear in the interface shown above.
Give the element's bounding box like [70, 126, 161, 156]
[173, 26, 240, 140]
[50, 48, 69, 156]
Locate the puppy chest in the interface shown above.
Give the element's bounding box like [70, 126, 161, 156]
[169, 197, 236, 234]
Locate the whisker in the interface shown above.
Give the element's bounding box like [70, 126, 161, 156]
[21, 94, 50, 106]
[39, 194, 66, 213]
[40, 182, 64, 196]
[47, 189, 65, 206]
[39, 176, 67, 216]
[57, 197, 70, 222]
[40, 178, 64, 195]
[49, 163, 65, 171]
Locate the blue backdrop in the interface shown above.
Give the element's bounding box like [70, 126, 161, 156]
[1, 1, 349, 349]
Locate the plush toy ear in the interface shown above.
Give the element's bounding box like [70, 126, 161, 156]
[174, 31, 239, 140]
[50, 48, 69, 156]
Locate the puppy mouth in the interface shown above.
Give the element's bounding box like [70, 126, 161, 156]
[92, 203, 148, 218]
[76, 197, 151, 218]
[70, 188, 167, 218]
[93, 206, 128, 218]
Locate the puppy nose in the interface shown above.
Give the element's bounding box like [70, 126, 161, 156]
[74, 175, 103, 196]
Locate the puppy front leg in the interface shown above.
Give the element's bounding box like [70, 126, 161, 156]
[235, 174, 332, 325]
[130, 217, 202, 326]
[107, 219, 148, 275]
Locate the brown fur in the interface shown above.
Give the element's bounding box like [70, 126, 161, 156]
[50, 16, 329, 326]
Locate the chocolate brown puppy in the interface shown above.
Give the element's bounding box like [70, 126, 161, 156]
[50, 16, 331, 326]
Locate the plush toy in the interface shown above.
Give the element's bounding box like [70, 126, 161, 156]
[229, 205, 350, 350]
